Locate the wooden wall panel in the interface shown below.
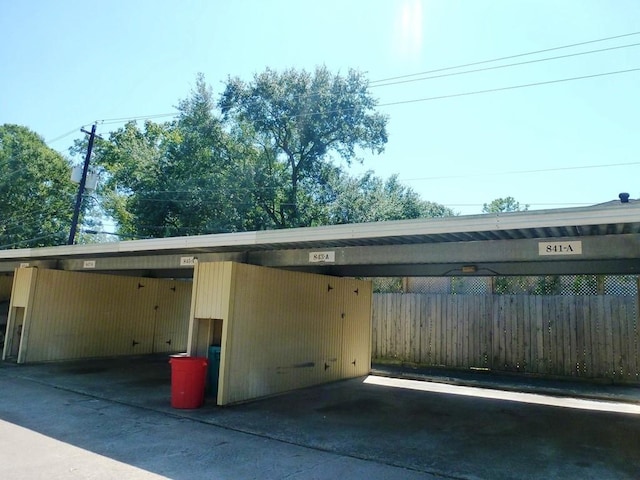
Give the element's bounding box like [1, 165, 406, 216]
[196, 262, 372, 405]
[339, 277, 372, 379]
[16, 269, 190, 363]
[153, 280, 192, 353]
[372, 293, 640, 384]
[9, 268, 35, 307]
[192, 262, 232, 320]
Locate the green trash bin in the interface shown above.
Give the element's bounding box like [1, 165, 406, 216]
[207, 346, 221, 396]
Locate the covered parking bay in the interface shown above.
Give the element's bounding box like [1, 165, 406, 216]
[0, 201, 639, 403]
[2, 263, 372, 405]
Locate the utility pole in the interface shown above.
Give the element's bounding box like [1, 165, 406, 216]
[68, 124, 97, 245]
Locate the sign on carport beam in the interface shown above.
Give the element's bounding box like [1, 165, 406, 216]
[538, 241, 582, 256]
[180, 256, 196, 266]
[309, 251, 335, 263]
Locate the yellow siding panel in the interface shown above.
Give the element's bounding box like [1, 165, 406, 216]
[21, 269, 191, 363]
[153, 280, 192, 353]
[10, 268, 35, 307]
[218, 263, 372, 405]
[193, 261, 232, 319]
[3, 268, 37, 362]
[339, 277, 373, 378]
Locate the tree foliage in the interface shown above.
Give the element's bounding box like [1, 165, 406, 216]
[482, 196, 529, 213]
[219, 66, 389, 228]
[0, 124, 76, 248]
[90, 76, 258, 238]
[73, 69, 453, 240]
[326, 172, 455, 224]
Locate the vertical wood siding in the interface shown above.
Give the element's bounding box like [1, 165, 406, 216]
[19, 269, 191, 362]
[192, 261, 233, 320]
[194, 262, 371, 405]
[9, 268, 35, 307]
[153, 280, 192, 353]
[372, 293, 640, 384]
[3, 268, 38, 362]
[340, 277, 373, 379]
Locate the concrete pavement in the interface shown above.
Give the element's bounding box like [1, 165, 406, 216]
[0, 373, 435, 480]
[1, 356, 639, 479]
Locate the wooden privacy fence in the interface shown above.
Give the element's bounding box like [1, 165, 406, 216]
[372, 293, 640, 384]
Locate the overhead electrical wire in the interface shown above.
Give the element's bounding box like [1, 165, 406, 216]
[1, 216, 72, 236]
[116, 158, 640, 200]
[399, 161, 640, 182]
[370, 42, 640, 88]
[16, 62, 640, 214]
[97, 112, 177, 126]
[375, 67, 640, 109]
[43, 29, 640, 145]
[9, 29, 633, 239]
[369, 30, 640, 84]
[5, 151, 634, 234]
[46, 126, 85, 144]
[0, 233, 64, 250]
[45, 113, 177, 146]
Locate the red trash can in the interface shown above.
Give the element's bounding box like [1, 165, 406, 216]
[169, 355, 209, 409]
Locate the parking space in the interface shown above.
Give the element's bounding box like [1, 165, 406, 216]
[1, 355, 640, 479]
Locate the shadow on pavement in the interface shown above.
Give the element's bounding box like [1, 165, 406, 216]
[1, 355, 640, 479]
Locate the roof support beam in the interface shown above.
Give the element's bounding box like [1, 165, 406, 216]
[247, 234, 640, 274]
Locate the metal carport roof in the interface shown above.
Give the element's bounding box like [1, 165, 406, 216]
[1, 200, 639, 278]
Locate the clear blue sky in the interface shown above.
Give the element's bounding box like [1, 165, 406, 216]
[1, 0, 639, 215]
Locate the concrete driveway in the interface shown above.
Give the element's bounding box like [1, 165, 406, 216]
[1, 356, 639, 479]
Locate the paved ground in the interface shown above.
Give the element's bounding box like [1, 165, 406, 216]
[1, 356, 639, 479]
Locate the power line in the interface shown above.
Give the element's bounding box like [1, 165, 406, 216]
[87, 65, 639, 132]
[45, 113, 178, 147]
[46, 126, 85, 144]
[1, 214, 74, 236]
[370, 42, 640, 88]
[35, 158, 634, 203]
[41, 32, 640, 145]
[376, 67, 640, 109]
[369, 30, 640, 84]
[196, 66, 638, 123]
[399, 161, 640, 182]
[223, 38, 640, 113]
[0, 233, 64, 250]
[97, 112, 178, 126]
[246, 67, 640, 120]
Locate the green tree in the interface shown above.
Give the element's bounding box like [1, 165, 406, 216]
[88, 120, 177, 239]
[482, 196, 529, 213]
[326, 171, 454, 224]
[89, 76, 254, 238]
[81, 71, 447, 238]
[0, 124, 76, 248]
[219, 66, 388, 228]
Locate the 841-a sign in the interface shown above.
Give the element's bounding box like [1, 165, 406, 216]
[538, 241, 582, 256]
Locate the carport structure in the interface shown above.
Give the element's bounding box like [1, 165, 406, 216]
[1, 201, 638, 278]
[0, 200, 639, 402]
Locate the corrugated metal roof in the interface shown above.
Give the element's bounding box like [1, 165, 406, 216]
[1, 201, 639, 262]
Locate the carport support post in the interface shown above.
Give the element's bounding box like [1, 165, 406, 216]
[68, 124, 97, 245]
